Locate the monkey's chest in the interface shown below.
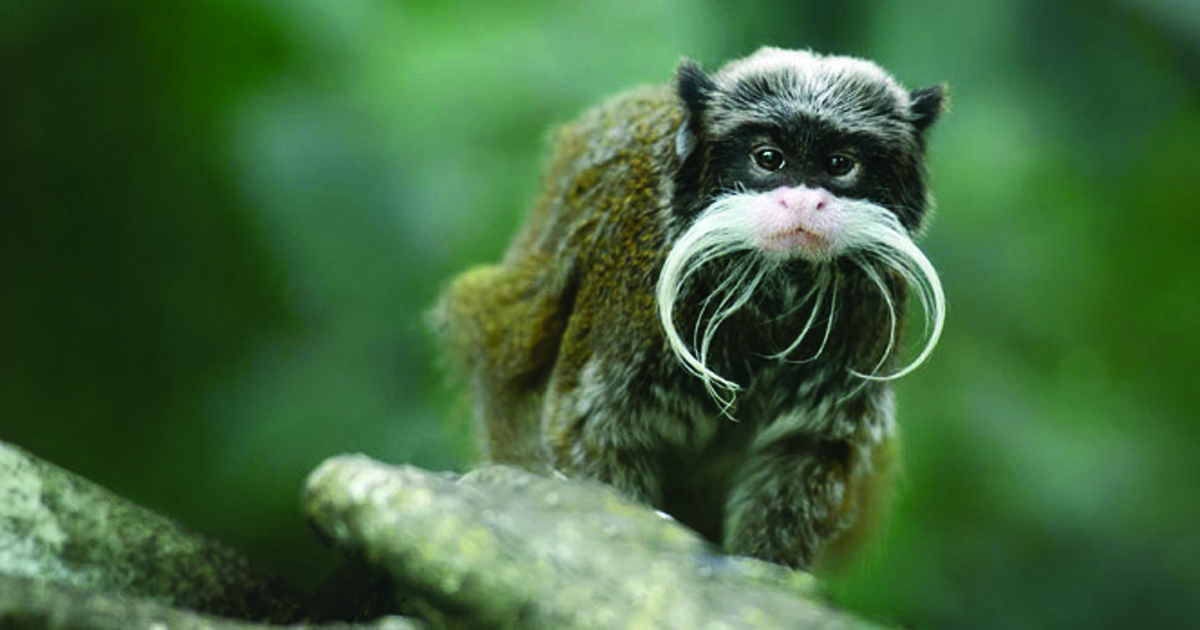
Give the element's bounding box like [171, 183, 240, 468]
[646, 364, 871, 545]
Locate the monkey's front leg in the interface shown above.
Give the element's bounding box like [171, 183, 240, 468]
[556, 417, 668, 506]
[542, 368, 679, 506]
[723, 430, 894, 570]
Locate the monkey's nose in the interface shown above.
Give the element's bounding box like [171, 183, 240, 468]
[775, 186, 831, 212]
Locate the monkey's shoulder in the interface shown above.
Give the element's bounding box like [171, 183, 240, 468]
[553, 83, 684, 172]
[438, 85, 684, 390]
[503, 84, 682, 285]
[527, 85, 682, 229]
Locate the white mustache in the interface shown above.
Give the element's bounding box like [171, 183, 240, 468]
[655, 191, 945, 411]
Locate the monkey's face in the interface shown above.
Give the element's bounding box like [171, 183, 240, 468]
[704, 126, 922, 263]
[674, 47, 945, 249]
[659, 48, 946, 403]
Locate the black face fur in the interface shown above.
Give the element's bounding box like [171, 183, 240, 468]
[671, 50, 945, 232]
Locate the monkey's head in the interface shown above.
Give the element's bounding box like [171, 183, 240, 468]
[657, 47, 947, 405]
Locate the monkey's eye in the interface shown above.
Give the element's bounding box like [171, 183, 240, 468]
[751, 147, 786, 172]
[826, 154, 857, 177]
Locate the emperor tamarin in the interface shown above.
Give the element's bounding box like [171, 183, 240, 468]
[436, 47, 947, 570]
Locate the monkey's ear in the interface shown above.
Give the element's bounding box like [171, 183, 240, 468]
[675, 58, 717, 117]
[910, 84, 948, 132]
[675, 59, 717, 159]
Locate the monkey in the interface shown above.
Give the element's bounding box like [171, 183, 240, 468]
[434, 47, 947, 571]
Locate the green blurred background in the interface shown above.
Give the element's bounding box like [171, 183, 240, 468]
[2, 0, 1197, 627]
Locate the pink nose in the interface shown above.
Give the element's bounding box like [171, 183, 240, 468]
[775, 186, 830, 212]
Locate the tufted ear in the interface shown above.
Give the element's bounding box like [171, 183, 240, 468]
[910, 84, 948, 133]
[674, 58, 717, 159]
[675, 58, 717, 118]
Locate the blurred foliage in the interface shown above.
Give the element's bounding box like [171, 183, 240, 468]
[1, 0, 1198, 627]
